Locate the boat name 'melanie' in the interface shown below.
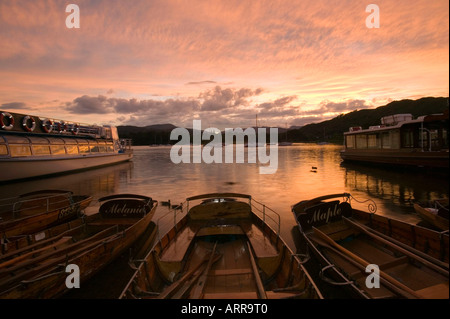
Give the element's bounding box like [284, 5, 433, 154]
[105, 203, 146, 215]
[307, 203, 341, 225]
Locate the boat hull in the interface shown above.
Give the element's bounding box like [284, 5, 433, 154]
[120, 193, 323, 299]
[0, 194, 157, 299]
[0, 191, 93, 239]
[292, 193, 449, 299]
[340, 149, 449, 169]
[0, 152, 133, 182]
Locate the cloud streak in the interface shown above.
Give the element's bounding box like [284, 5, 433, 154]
[1, 102, 27, 109]
[0, 0, 447, 129]
[64, 87, 377, 129]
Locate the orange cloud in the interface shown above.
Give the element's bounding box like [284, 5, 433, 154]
[0, 0, 447, 128]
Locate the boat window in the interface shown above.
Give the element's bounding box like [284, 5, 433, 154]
[443, 128, 448, 149]
[381, 132, 390, 149]
[76, 138, 89, 144]
[97, 141, 107, 152]
[106, 143, 114, 152]
[9, 144, 32, 157]
[345, 135, 355, 149]
[65, 145, 79, 154]
[27, 136, 50, 144]
[401, 130, 414, 148]
[430, 129, 440, 150]
[0, 144, 8, 155]
[355, 134, 367, 149]
[420, 130, 429, 150]
[78, 145, 90, 153]
[50, 145, 66, 155]
[32, 145, 51, 155]
[367, 134, 379, 149]
[63, 138, 77, 145]
[391, 130, 400, 149]
[101, 127, 112, 139]
[47, 137, 65, 144]
[89, 142, 99, 152]
[3, 135, 30, 144]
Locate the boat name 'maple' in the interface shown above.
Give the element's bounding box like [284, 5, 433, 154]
[307, 203, 342, 225]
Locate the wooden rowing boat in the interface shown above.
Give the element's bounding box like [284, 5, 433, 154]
[0, 193, 158, 299]
[292, 193, 449, 299]
[0, 190, 92, 240]
[120, 193, 323, 299]
[414, 199, 449, 232]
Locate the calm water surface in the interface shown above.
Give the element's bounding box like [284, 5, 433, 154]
[1, 143, 448, 250]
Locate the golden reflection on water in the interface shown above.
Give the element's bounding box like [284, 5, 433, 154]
[1, 144, 448, 249]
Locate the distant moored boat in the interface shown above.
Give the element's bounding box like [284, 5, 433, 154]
[340, 110, 449, 169]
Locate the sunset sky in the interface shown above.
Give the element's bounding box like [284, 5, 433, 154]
[0, 0, 448, 129]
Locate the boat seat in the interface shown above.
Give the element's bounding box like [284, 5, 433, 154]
[416, 283, 449, 299]
[348, 256, 409, 279]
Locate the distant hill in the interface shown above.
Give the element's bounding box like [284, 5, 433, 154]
[118, 123, 177, 145]
[119, 123, 177, 133]
[288, 96, 449, 143]
[118, 97, 448, 145]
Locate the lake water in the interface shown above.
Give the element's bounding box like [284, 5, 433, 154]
[1, 143, 448, 250]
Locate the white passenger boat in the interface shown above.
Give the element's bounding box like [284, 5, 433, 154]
[0, 110, 133, 182]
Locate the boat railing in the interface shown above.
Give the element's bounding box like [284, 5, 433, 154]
[119, 139, 133, 153]
[154, 193, 281, 242]
[250, 198, 281, 237]
[0, 191, 74, 219]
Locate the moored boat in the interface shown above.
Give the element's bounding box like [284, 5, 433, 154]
[340, 110, 449, 169]
[0, 190, 92, 241]
[292, 193, 449, 299]
[0, 110, 133, 182]
[120, 193, 323, 299]
[0, 193, 157, 298]
[414, 199, 449, 232]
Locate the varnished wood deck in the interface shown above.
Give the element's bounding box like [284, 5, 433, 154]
[312, 220, 449, 299]
[159, 226, 196, 262]
[188, 238, 257, 297]
[120, 194, 323, 300]
[244, 223, 278, 258]
[154, 220, 284, 298]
